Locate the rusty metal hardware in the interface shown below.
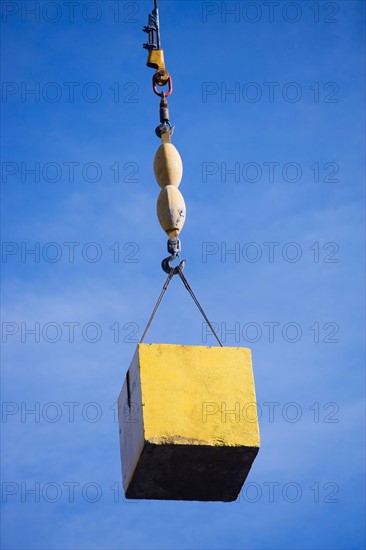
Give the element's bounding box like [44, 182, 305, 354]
[143, 0, 170, 87]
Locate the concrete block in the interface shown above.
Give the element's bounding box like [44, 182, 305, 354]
[118, 343, 260, 501]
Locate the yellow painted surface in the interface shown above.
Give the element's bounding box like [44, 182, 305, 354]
[154, 143, 183, 188]
[146, 49, 166, 74]
[156, 185, 186, 237]
[139, 343, 260, 448]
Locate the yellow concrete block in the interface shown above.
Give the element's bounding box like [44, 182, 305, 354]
[118, 343, 260, 501]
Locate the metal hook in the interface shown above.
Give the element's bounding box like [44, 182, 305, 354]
[161, 255, 186, 275]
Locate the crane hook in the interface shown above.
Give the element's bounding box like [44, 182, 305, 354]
[161, 237, 185, 274]
[161, 255, 185, 275]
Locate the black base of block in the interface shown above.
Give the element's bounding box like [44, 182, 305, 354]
[125, 442, 259, 502]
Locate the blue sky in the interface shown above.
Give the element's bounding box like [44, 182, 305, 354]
[1, 1, 365, 549]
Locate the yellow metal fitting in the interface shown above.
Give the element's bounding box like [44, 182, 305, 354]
[147, 49, 169, 86]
